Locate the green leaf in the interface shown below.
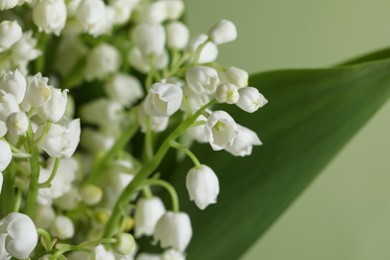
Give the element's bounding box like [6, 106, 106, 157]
[165, 57, 390, 259]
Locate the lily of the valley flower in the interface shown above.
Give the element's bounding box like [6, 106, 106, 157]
[219, 66, 248, 89]
[161, 249, 185, 260]
[154, 211, 192, 252]
[0, 0, 18, 10]
[75, 0, 107, 37]
[208, 19, 237, 45]
[225, 124, 262, 157]
[187, 34, 218, 64]
[49, 215, 75, 240]
[129, 47, 169, 74]
[0, 140, 12, 172]
[37, 87, 68, 122]
[135, 196, 166, 237]
[6, 111, 28, 136]
[186, 164, 220, 210]
[104, 73, 144, 107]
[0, 20, 22, 53]
[0, 90, 19, 121]
[0, 121, 6, 137]
[215, 83, 239, 104]
[236, 87, 268, 113]
[0, 213, 38, 259]
[166, 21, 189, 50]
[112, 233, 136, 256]
[132, 23, 166, 56]
[0, 69, 26, 104]
[186, 66, 220, 95]
[26, 73, 52, 107]
[138, 106, 169, 133]
[32, 0, 67, 36]
[204, 110, 237, 151]
[80, 98, 123, 127]
[143, 82, 183, 117]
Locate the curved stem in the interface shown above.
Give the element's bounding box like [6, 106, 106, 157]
[144, 179, 180, 212]
[38, 158, 61, 188]
[170, 140, 201, 168]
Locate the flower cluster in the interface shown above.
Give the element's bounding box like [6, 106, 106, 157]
[0, 0, 267, 259]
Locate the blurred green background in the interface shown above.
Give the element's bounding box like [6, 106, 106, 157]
[186, 1, 390, 259]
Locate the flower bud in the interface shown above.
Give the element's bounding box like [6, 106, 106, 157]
[26, 73, 52, 107]
[36, 87, 68, 122]
[85, 43, 122, 81]
[138, 106, 169, 133]
[204, 110, 237, 151]
[0, 90, 19, 121]
[54, 186, 81, 210]
[164, 0, 184, 20]
[80, 98, 123, 127]
[112, 233, 136, 255]
[10, 31, 41, 65]
[154, 211, 192, 252]
[236, 87, 268, 113]
[143, 82, 183, 117]
[0, 20, 22, 52]
[75, 0, 107, 37]
[166, 21, 189, 50]
[81, 184, 103, 205]
[80, 128, 115, 153]
[161, 249, 185, 260]
[208, 19, 237, 45]
[0, 0, 18, 10]
[50, 215, 75, 240]
[187, 34, 218, 64]
[104, 73, 144, 106]
[186, 66, 220, 95]
[132, 23, 166, 56]
[186, 164, 219, 210]
[34, 205, 56, 229]
[220, 66, 248, 88]
[135, 197, 166, 237]
[225, 124, 262, 157]
[32, 0, 67, 36]
[0, 213, 38, 259]
[110, 0, 138, 25]
[136, 1, 168, 24]
[6, 111, 28, 136]
[215, 83, 239, 104]
[0, 69, 26, 104]
[128, 47, 169, 74]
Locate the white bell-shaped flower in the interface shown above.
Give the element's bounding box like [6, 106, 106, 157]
[104, 73, 144, 106]
[132, 23, 166, 56]
[54, 186, 81, 211]
[136, 1, 168, 24]
[37, 119, 81, 158]
[225, 124, 262, 157]
[0, 140, 11, 172]
[219, 66, 248, 89]
[110, 0, 138, 25]
[32, 0, 67, 36]
[10, 31, 41, 65]
[85, 43, 122, 81]
[138, 106, 169, 133]
[0, 20, 22, 53]
[161, 249, 185, 260]
[135, 197, 166, 237]
[186, 66, 220, 95]
[236, 87, 268, 113]
[26, 73, 52, 107]
[80, 128, 115, 153]
[0, 213, 38, 259]
[49, 215, 75, 240]
[143, 82, 183, 117]
[0, 69, 26, 104]
[80, 184, 103, 205]
[0, 0, 18, 10]
[0, 121, 7, 138]
[208, 19, 237, 45]
[215, 83, 239, 104]
[164, 0, 184, 20]
[166, 21, 189, 50]
[154, 211, 192, 252]
[187, 34, 218, 64]
[6, 111, 28, 136]
[187, 114, 208, 143]
[128, 47, 169, 74]
[34, 205, 56, 229]
[204, 110, 237, 151]
[36, 87, 68, 122]
[112, 233, 136, 256]
[186, 164, 219, 210]
[80, 98, 123, 127]
[0, 90, 19, 121]
[75, 0, 107, 37]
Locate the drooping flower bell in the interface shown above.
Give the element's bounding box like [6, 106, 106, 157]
[135, 196, 166, 237]
[204, 110, 237, 151]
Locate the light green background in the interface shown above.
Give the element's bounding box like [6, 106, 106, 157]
[187, 1, 390, 259]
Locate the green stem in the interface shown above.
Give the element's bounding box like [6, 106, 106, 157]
[103, 99, 216, 238]
[35, 121, 52, 144]
[0, 163, 16, 217]
[37, 228, 53, 251]
[38, 158, 61, 188]
[170, 140, 201, 168]
[192, 39, 210, 65]
[144, 179, 180, 212]
[144, 116, 154, 160]
[87, 123, 139, 184]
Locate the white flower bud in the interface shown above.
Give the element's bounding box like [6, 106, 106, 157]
[220, 66, 248, 89]
[32, 0, 67, 36]
[135, 197, 166, 237]
[186, 66, 220, 95]
[85, 43, 122, 81]
[164, 0, 184, 20]
[154, 211, 192, 252]
[34, 205, 56, 229]
[80, 98, 123, 127]
[36, 87, 68, 122]
[0, 0, 18, 10]
[110, 0, 138, 25]
[104, 73, 144, 106]
[143, 82, 183, 117]
[66, 0, 81, 16]
[186, 164, 219, 210]
[236, 87, 268, 113]
[54, 186, 81, 210]
[208, 19, 237, 45]
[10, 31, 41, 65]
[205, 110, 237, 151]
[166, 21, 189, 50]
[187, 34, 218, 64]
[94, 245, 116, 260]
[0, 90, 19, 121]
[129, 47, 169, 74]
[0, 69, 26, 104]
[80, 184, 103, 205]
[225, 124, 262, 157]
[37, 119, 81, 158]
[215, 83, 239, 104]
[0, 21, 22, 53]
[0, 213, 38, 259]
[161, 249, 185, 260]
[112, 233, 136, 256]
[50, 215, 75, 240]
[136, 1, 168, 24]
[138, 106, 169, 133]
[81, 128, 115, 153]
[132, 23, 166, 56]
[6, 112, 28, 135]
[75, 0, 107, 37]
[26, 73, 52, 107]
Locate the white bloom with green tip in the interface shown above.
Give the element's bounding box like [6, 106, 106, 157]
[236, 87, 268, 113]
[225, 124, 262, 157]
[186, 66, 220, 95]
[208, 19, 237, 45]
